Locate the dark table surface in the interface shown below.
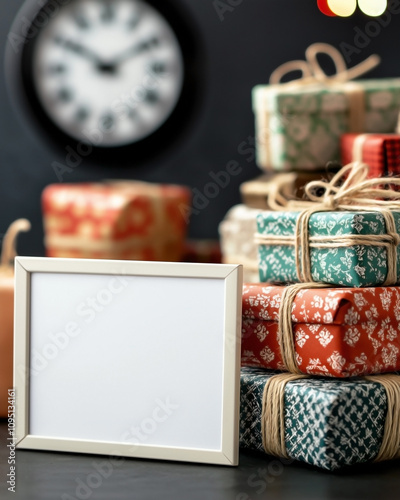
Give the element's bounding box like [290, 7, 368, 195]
[1, 420, 399, 500]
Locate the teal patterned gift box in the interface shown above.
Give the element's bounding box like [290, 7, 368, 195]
[240, 367, 395, 471]
[256, 210, 400, 287]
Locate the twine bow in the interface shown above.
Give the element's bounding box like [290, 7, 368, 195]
[303, 162, 400, 211]
[269, 42, 380, 85]
[256, 162, 400, 285]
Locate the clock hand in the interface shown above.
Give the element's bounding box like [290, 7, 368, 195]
[54, 36, 113, 71]
[112, 37, 160, 65]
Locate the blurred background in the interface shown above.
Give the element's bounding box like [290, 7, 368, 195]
[1, 0, 400, 256]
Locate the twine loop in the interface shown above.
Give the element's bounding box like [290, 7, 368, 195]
[269, 43, 380, 85]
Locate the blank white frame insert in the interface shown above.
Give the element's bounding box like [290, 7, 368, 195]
[14, 257, 242, 466]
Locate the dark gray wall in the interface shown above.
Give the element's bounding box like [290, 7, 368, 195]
[1, 0, 400, 256]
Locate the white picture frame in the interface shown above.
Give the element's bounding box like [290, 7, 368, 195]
[14, 257, 243, 466]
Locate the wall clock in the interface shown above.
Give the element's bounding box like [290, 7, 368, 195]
[6, 0, 200, 164]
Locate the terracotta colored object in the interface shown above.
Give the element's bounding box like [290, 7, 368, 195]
[41, 181, 191, 261]
[0, 219, 30, 417]
[242, 283, 400, 377]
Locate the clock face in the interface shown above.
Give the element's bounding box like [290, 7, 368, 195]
[29, 0, 185, 148]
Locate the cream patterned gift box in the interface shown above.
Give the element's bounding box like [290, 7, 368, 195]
[219, 204, 262, 283]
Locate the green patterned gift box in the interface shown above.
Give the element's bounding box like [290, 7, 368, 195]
[253, 42, 400, 172]
[256, 210, 400, 287]
[240, 367, 400, 470]
[253, 79, 400, 172]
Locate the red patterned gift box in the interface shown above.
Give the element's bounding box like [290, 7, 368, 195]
[42, 181, 191, 261]
[341, 133, 400, 178]
[242, 283, 400, 378]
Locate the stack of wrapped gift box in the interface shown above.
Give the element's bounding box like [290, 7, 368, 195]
[223, 43, 400, 470]
[220, 43, 400, 282]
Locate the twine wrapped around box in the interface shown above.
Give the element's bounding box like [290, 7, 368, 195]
[261, 370, 400, 463]
[255, 162, 400, 286]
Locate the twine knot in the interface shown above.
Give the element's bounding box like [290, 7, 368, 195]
[390, 232, 400, 247]
[322, 194, 337, 211]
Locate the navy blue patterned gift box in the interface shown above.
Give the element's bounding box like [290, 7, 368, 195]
[240, 367, 400, 470]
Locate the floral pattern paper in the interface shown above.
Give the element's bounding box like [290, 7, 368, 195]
[240, 367, 388, 470]
[241, 284, 400, 377]
[256, 210, 400, 287]
[253, 78, 400, 171]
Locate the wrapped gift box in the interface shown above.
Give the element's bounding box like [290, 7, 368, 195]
[256, 209, 400, 287]
[341, 133, 400, 178]
[219, 205, 261, 282]
[240, 367, 398, 470]
[241, 283, 400, 377]
[42, 181, 191, 261]
[253, 78, 400, 171]
[239, 172, 329, 210]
